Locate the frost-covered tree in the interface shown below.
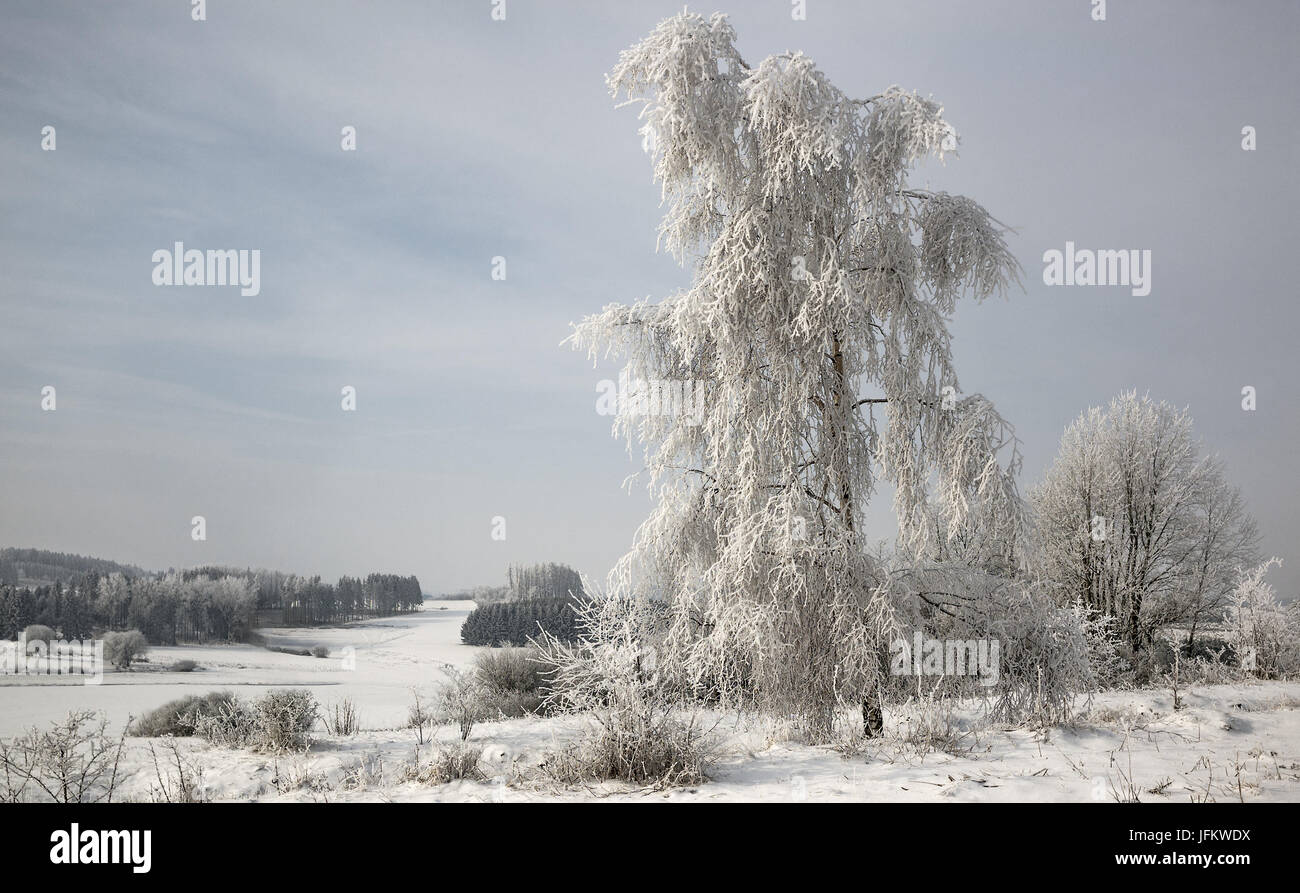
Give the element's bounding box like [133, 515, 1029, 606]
[568, 12, 1024, 739]
[1227, 558, 1300, 679]
[1030, 391, 1258, 656]
[1178, 463, 1260, 648]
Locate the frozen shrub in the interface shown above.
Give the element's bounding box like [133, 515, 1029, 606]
[889, 687, 977, 756]
[480, 688, 544, 719]
[407, 689, 432, 744]
[192, 701, 259, 749]
[431, 652, 548, 727]
[434, 667, 488, 741]
[1133, 637, 1177, 683]
[475, 647, 545, 693]
[1071, 601, 1130, 688]
[130, 691, 237, 737]
[268, 757, 333, 797]
[542, 712, 713, 787]
[146, 740, 209, 803]
[170, 659, 199, 672]
[255, 689, 319, 751]
[882, 565, 1093, 728]
[1228, 559, 1300, 679]
[339, 752, 388, 792]
[473, 647, 547, 717]
[986, 585, 1094, 725]
[311, 645, 329, 658]
[193, 689, 318, 753]
[1182, 636, 1237, 665]
[422, 742, 483, 783]
[0, 711, 126, 803]
[326, 698, 359, 736]
[536, 595, 715, 787]
[103, 629, 149, 670]
[395, 742, 484, 786]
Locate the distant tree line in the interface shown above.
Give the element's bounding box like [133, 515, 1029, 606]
[461, 597, 579, 646]
[444, 562, 585, 606]
[439, 585, 506, 602]
[272, 573, 423, 626]
[0, 555, 421, 645]
[0, 547, 146, 586]
[506, 562, 584, 601]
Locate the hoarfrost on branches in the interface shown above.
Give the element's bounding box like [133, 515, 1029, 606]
[1030, 391, 1260, 657]
[569, 11, 1025, 739]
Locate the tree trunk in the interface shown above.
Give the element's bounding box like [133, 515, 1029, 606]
[829, 331, 881, 738]
[861, 693, 884, 738]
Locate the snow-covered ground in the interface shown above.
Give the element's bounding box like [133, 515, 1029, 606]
[3, 601, 1299, 802]
[0, 600, 484, 737]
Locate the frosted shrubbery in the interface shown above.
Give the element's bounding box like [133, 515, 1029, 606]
[192, 689, 318, 753]
[103, 629, 149, 670]
[0, 711, 126, 803]
[1228, 559, 1300, 679]
[881, 566, 1095, 727]
[535, 595, 715, 787]
[1071, 601, 1130, 688]
[984, 586, 1093, 724]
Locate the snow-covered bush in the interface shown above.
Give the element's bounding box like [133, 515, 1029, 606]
[129, 690, 237, 737]
[145, 740, 209, 803]
[396, 742, 484, 785]
[986, 586, 1093, 724]
[192, 689, 317, 753]
[0, 710, 126, 803]
[880, 565, 1093, 726]
[536, 593, 714, 787]
[1071, 600, 1130, 687]
[423, 742, 483, 783]
[102, 628, 148, 669]
[434, 667, 489, 741]
[325, 698, 359, 736]
[407, 689, 433, 744]
[255, 690, 318, 751]
[473, 647, 548, 717]
[475, 647, 546, 695]
[1227, 559, 1300, 679]
[1182, 636, 1238, 665]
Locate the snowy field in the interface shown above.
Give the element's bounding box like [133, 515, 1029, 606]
[0, 601, 485, 738]
[3, 602, 1299, 803]
[69, 680, 1296, 803]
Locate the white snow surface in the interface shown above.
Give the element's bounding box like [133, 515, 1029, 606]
[3, 602, 1299, 802]
[0, 601, 485, 736]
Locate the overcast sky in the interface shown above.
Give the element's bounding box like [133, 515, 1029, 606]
[1, 0, 1297, 596]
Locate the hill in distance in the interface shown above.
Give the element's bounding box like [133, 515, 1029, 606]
[0, 547, 151, 587]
